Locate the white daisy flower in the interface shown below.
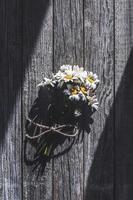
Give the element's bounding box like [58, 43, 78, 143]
[63, 73, 76, 82]
[64, 66, 87, 83]
[85, 72, 99, 90]
[61, 70, 78, 83]
[53, 67, 76, 83]
[65, 86, 80, 101]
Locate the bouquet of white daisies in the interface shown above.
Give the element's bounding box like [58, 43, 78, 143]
[24, 65, 99, 175]
[38, 65, 99, 111]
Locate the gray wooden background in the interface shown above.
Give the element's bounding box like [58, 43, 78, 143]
[0, 0, 133, 199]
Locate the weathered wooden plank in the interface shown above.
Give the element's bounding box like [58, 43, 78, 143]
[84, 0, 114, 199]
[53, 0, 84, 199]
[0, 0, 22, 199]
[22, 0, 53, 199]
[115, 0, 133, 199]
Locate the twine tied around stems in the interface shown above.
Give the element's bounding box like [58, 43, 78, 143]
[25, 117, 78, 140]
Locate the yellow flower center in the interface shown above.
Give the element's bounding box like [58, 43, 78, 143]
[80, 86, 87, 95]
[70, 87, 79, 95]
[64, 74, 73, 80]
[87, 76, 95, 84]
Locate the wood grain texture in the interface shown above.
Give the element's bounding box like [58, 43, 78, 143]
[53, 0, 84, 199]
[115, 0, 133, 199]
[84, 0, 114, 199]
[0, 0, 22, 199]
[1, 0, 133, 199]
[22, 0, 53, 200]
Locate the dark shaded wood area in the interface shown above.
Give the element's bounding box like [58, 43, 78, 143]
[0, 0, 133, 199]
